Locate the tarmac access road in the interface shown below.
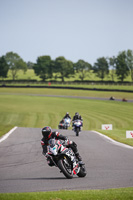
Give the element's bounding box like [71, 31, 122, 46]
[1, 93, 133, 102]
[0, 127, 133, 193]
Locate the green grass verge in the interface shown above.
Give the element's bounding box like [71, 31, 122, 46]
[0, 87, 133, 100]
[0, 124, 14, 138]
[0, 90, 133, 146]
[0, 188, 133, 200]
[96, 129, 133, 147]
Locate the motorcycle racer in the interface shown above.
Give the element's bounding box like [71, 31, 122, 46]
[72, 112, 83, 126]
[41, 126, 83, 164]
[63, 112, 71, 120]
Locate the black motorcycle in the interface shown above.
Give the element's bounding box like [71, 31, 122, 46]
[72, 120, 83, 136]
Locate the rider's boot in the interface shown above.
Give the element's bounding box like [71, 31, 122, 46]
[75, 153, 85, 165]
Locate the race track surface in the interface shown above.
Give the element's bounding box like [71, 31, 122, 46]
[0, 127, 133, 193]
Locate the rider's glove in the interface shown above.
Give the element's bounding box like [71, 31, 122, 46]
[64, 139, 72, 145]
[63, 139, 69, 145]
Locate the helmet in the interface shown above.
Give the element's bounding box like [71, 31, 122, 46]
[66, 112, 69, 115]
[42, 126, 52, 139]
[75, 112, 79, 116]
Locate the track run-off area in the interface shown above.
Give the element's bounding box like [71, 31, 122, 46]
[0, 127, 133, 193]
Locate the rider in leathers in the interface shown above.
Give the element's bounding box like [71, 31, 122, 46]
[72, 112, 83, 126]
[63, 112, 71, 120]
[59, 112, 71, 124]
[41, 126, 83, 165]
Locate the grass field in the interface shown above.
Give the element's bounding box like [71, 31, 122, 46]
[0, 188, 133, 200]
[0, 88, 133, 146]
[1, 69, 133, 94]
[1, 69, 133, 82]
[0, 87, 133, 99]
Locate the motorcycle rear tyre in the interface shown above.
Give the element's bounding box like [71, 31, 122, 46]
[57, 158, 73, 179]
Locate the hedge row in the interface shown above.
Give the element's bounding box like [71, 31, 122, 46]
[0, 80, 133, 85]
[0, 84, 133, 93]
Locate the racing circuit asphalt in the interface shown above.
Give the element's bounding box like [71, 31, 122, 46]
[0, 127, 133, 193]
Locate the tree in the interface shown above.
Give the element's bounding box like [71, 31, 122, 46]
[126, 49, 133, 82]
[5, 52, 27, 80]
[108, 56, 117, 81]
[54, 56, 74, 82]
[74, 60, 92, 81]
[33, 56, 53, 81]
[93, 57, 109, 81]
[27, 61, 34, 69]
[116, 51, 129, 82]
[0, 56, 9, 79]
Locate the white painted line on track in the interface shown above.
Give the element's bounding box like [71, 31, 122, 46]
[93, 130, 133, 149]
[0, 126, 18, 143]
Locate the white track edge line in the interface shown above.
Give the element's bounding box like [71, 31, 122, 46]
[0, 126, 18, 143]
[93, 130, 133, 149]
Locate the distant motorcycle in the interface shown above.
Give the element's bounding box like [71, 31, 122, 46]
[73, 120, 83, 136]
[46, 138, 87, 179]
[58, 117, 71, 130]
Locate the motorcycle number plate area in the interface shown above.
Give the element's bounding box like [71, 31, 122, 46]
[49, 146, 58, 155]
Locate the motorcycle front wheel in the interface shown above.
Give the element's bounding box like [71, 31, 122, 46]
[77, 165, 87, 177]
[57, 157, 73, 179]
[76, 128, 80, 136]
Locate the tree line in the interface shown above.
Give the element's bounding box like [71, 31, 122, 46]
[0, 50, 133, 82]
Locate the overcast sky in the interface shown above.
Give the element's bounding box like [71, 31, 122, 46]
[0, 0, 133, 65]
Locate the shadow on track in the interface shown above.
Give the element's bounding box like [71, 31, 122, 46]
[0, 177, 79, 181]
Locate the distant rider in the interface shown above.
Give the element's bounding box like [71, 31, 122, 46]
[72, 112, 83, 126]
[59, 112, 71, 124]
[41, 126, 83, 165]
[63, 112, 71, 120]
